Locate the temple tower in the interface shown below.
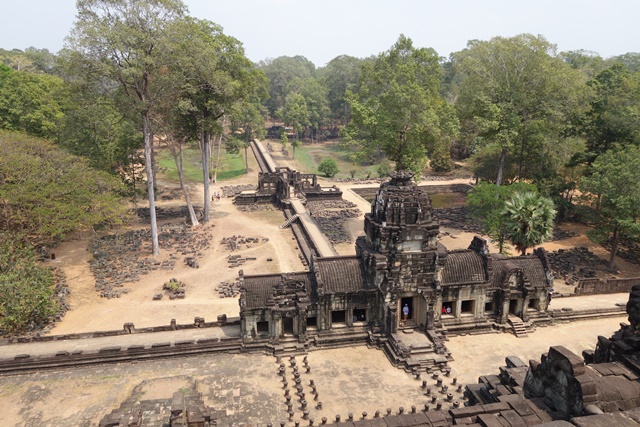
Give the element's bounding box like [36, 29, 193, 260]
[357, 171, 445, 332]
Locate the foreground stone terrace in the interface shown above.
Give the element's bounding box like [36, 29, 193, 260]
[0, 316, 627, 427]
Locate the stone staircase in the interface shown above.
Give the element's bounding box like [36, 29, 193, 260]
[271, 336, 308, 356]
[279, 213, 299, 228]
[508, 317, 529, 338]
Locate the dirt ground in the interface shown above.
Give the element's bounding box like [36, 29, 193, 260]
[44, 142, 638, 335]
[47, 147, 306, 334]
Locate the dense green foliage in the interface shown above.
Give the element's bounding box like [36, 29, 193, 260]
[0, 131, 128, 247]
[0, 67, 69, 139]
[0, 234, 60, 333]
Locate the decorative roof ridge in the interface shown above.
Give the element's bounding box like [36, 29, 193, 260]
[242, 271, 310, 279]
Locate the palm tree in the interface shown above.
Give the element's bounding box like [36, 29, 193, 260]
[503, 192, 556, 256]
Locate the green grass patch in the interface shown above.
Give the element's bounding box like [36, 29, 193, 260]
[157, 146, 247, 183]
[216, 151, 247, 181]
[158, 148, 203, 183]
[289, 140, 383, 178]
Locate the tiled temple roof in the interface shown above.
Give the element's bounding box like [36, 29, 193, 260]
[242, 272, 313, 309]
[316, 257, 366, 293]
[491, 256, 548, 289]
[441, 250, 487, 285]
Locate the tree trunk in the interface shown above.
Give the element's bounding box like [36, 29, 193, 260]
[202, 130, 211, 223]
[608, 226, 619, 269]
[244, 142, 249, 173]
[518, 136, 525, 179]
[150, 127, 157, 200]
[170, 138, 198, 227]
[212, 131, 223, 182]
[142, 112, 160, 256]
[130, 148, 137, 208]
[496, 147, 507, 186]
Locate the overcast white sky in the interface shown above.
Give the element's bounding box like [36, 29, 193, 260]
[2, 0, 639, 67]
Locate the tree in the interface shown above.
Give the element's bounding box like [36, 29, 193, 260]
[282, 92, 310, 140]
[66, 0, 187, 255]
[467, 182, 538, 253]
[279, 130, 289, 154]
[290, 138, 300, 159]
[343, 35, 458, 174]
[0, 131, 128, 247]
[579, 145, 640, 268]
[502, 192, 556, 256]
[151, 85, 200, 227]
[453, 34, 588, 185]
[169, 17, 267, 222]
[228, 98, 267, 172]
[318, 158, 339, 177]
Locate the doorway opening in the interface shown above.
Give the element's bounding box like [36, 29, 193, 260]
[509, 299, 518, 315]
[401, 297, 414, 321]
[331, 310, 346, 325]
[257, 321, 269, 335]
[353, 308, 367, 322]
[282, 317, 294, 335]
[441, 301, 454, 316]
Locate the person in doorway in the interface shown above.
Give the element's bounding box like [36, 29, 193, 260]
[402, 304, 410, 324]
[446, 306, 452, 315]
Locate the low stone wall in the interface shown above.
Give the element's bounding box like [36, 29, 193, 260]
[2, 316, 240, 345]
[574, 277, 640, 295]
[0, 335, 244, 374]
[352, 183, 472, 204]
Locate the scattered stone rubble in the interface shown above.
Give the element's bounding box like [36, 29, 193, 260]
[433, 207, 484, 234]
[236, 203, 276, 212]
[219, 235, 268, 251]
[216, 280, 241, 298]
[330, 177, 387, 184]
[99, 379, 224, 427]
[220, 184, 255, 198]
[604, 236, 640, 265]
[547, 247, 615, 283]
[89, 223, 212, 299]
[307, 200, 361, 244]
[227, 254, 257, 268]
[136, 206, 203, 222]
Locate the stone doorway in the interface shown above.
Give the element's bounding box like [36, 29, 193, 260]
[509, 299, 518, 315]
[282, 317, 294, 336]
[400, 297, 414, 324]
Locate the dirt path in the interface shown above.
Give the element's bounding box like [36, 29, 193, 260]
[49, 150, 305, 334]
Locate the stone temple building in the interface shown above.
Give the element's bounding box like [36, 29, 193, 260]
[239, 171, 553, 360]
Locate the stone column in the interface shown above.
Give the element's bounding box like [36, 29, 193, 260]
[455, 300, 462, 318]
[347, 307, 354, 327]
[426, 304, 435, 331]
[272, 312, 282, 338]
[521, 298, 530, 322]
[388, 306, 398, 333]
